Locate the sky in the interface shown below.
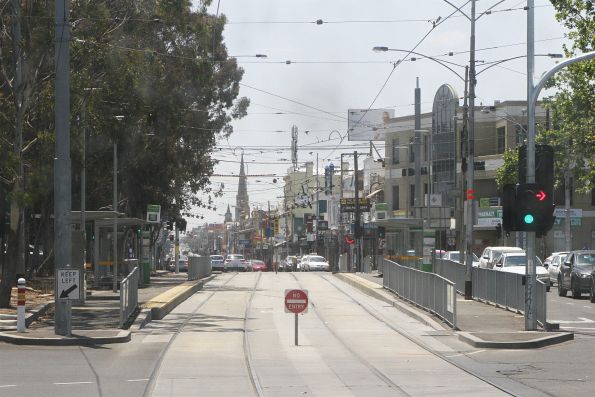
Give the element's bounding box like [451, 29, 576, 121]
[188, 0, 568, 229]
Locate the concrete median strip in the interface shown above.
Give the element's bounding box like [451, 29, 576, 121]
[334, 272, 575, 349]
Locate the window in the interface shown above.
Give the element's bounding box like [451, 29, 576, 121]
[392, 185, 400, 210]
[410, 184, 415, 207]
[497, 126, 505, 154]
[392, 138, 400, 164]
[423, 135, 428, 161]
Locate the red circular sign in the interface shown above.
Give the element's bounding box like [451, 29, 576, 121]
[285, 289, 308, 314]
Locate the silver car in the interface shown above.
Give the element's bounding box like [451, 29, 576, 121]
[301, 255, 330, 271]
[545, 252, 569, 286]
[224, 254, 248, 272]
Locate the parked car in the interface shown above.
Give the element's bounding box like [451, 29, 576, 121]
[493, 253, 550, 291]
[441, 251, 480, 267]
[544, 252, 569, 286]
[283, 256, 298, 272]
[479, 246, 524, 269]
[224, 254, 248, 272]
[210, 255, 225, 271]
[249, 259, 268, 272]
[557, 250, 595, 299]
[301, 255, 330, 271]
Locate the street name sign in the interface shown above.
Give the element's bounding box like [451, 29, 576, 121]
[285, 289, 308, 314]
[57, 269, 80, 300]
[340, 198, 371, 213]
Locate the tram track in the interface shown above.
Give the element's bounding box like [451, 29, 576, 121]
[290, 272, 411, 396]
[318, 273, 516, 396]
[243, 272, 265, 397]
[142, 273, 240, 397]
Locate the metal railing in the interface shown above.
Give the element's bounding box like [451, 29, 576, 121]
[434, 259, 547, 327]
[119, 266, 139, 328]
[383, 259, 457, 328]
[188, 256, 212, 281]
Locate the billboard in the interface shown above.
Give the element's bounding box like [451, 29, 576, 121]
[347, 108, 394, 141]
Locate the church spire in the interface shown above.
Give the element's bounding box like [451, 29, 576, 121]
[224, 204, 232, 223]
[235, 153, 250, 222]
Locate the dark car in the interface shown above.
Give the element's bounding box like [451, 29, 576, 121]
[557, 250, 595, 299]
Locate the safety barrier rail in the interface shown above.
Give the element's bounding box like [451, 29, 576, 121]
[383, 259, 457, 328]
[434, 259, 547, 327]
[119, 266, 139, 328]
[188, 256, 212, 281]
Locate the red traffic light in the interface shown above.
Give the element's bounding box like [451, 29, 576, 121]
[344, 234, 355, 245]
[535, 190, 547, 201]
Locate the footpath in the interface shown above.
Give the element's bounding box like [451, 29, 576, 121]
[0, 271, 214, 346]
[336, 271, 574, 349]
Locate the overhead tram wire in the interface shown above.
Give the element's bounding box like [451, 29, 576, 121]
[323, 2, 468, 161]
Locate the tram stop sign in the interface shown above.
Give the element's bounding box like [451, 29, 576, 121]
[284, 289, 308, 314]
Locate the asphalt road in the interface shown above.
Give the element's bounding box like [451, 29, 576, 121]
[1, 272, 594, 397]
[547, 288, 595, 335]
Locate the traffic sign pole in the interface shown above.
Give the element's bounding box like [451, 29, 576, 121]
[295, 313, 298, 346]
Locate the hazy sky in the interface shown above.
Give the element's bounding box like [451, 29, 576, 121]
[189, 0, 568, 228]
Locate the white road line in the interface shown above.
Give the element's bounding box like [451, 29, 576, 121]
[127, 379, 149, 382]
[0, 385, 17, 388]
[584, 306, 592, 309]
[54, 381, 94, 385]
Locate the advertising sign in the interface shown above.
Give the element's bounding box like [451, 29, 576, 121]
[340, 198, 371, 212]
[146, 204, 161, 223]
[347, 108, 394, 141]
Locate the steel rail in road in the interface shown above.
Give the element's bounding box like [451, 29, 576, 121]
[142, 273, 240, 397]
[243, 272, 265, 397]
[289, 273, 411, 396]
[319, 274, 516, 396]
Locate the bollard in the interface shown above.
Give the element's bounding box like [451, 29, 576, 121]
[17, 278, 26, 333]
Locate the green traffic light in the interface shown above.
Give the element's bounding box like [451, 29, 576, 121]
[524, 214, 535, 224]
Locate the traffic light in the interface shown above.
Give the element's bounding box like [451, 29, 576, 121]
[518, 145, 554, 194]
[167, 220, 173, 230]
[515, 183, 555, 234]
[377, 226, 386, 239]
[177, 218, 187, 232]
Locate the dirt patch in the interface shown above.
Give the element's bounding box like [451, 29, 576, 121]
[0, 277, 54, 315]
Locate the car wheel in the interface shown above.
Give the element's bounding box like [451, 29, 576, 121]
[571, 279, 581, 299]
[558, 277, 567, 296]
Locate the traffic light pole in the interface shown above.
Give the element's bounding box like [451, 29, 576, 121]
[526, 0, 537, 330]
[525, 1, 595, 330]
[354, 151, 361, 273]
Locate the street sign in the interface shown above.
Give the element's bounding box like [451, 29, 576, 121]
[340, 198, 371, 212]
[56, 269, 80, 300]
[285, 289, 308, 314]
[146, 204, 161, 223]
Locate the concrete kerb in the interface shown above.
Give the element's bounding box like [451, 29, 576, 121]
[333, 273, 448, 331]
[458, 331, 574, 349]
[129, 274, 216, 332]
[0, 330, 131, 346]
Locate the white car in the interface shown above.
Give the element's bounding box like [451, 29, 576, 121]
[442, 251, 480, 267]
[479, 246, 524, 269]
[493, 252, 550, 291]
[224, 254, 248, 272]
[301, 255, 330, 271]
[545, 252, 569, 286]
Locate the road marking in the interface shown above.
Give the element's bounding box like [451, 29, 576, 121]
[584, 306, 592, 309]
[127, 379, 149, 382]
[54, 381, 94, 385]
[0, 385, 17, 388]
[551, 317, 594, 324]
[559, 326, 595, 330]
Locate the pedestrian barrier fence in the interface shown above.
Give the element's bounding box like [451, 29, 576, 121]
[188, 256, 212, 281]
[383, 259, 457, 328]
[434, 259, 547, 327]
[119, 266, 139, 328]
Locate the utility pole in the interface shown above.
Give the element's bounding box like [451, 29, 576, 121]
[414, 79, 422, 214]
[353, 151, 361, 272]
[112, 142, 118, 292]
[460, 66, 470, 296]
[54, 0, 72, 335]
[464, 0, 477, 301]
[316, 153, 320, 251]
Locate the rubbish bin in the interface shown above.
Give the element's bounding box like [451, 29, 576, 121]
[143, 261, 151, 284]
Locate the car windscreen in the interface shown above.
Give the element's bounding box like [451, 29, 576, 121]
[576, 254, 595, 269]
[211, 256, 223, 260]
[504, 256, 542, 267]
[310, 256, 326, 262]
[228, 255, 243, 260]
